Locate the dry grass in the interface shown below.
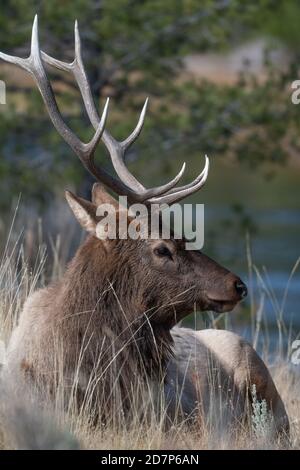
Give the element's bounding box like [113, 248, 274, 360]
[0, 222, 299, 450]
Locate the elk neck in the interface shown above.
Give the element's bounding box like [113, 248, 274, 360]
[55, 235, 174, 378]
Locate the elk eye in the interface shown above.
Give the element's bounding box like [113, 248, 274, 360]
[154, 245, 173, 260]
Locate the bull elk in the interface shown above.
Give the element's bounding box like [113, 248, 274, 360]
[0, 16, 289, 435]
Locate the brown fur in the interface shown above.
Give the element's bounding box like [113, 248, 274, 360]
[4, 187, 289, 433]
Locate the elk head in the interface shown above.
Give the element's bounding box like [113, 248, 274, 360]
[0, 16, 247, 330]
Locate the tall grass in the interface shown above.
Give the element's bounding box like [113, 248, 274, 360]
[0, 219, 299, 450]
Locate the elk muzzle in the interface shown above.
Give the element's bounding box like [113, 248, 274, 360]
[205, 272, 247, 313]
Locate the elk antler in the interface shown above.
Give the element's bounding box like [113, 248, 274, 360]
[0, 15, 209, 205]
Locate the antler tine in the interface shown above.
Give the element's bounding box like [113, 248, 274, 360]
[41, 20, 100, 128]
[163, 154, 209, 196]
[100, 98, 188, 198]
[121, 98, 148, 150]
[42, 22, 145, 192]
[42, 21, 187, 200]
[148, 155, 209, 205]
[29, 15, 106, 160]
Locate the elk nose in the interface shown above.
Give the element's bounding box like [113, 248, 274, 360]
[235, 280, 248, 299]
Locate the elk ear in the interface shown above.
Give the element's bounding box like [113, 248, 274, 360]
[65, 190, 97, 234]
[92, 183, 120, 210]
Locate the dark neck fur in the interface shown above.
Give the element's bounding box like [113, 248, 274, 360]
[55, 236, 173, 379]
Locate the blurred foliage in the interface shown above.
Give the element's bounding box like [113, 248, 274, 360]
[259, 1, 300, 50]
[0, 0, 300, 211]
